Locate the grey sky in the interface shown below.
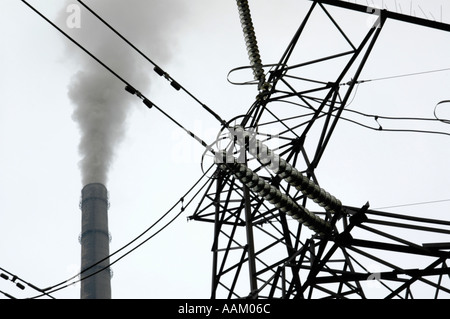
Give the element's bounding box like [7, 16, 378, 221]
[1, 0, 450, 299]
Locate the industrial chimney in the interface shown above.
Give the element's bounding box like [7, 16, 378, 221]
[79, 183, 112, 299]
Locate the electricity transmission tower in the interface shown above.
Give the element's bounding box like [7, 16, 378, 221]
[189, 0, 450, 299]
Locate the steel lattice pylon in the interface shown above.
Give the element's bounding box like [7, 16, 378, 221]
[189, 0, 450, 299]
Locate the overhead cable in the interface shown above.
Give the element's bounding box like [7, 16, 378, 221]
[374, 198, 450, 210]
[76, 0, 227, 127]
[21, 1, 221, 297]
[0, 266, 55, 299]
[341, 67, 450, 86]
[21, 0, 132, 87]
[434, 100, 450, 124]
[31, 164, 214, 298]
[21, 0, 216, 160]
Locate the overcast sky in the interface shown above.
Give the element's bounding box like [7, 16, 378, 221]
[1, 0, 450, 299]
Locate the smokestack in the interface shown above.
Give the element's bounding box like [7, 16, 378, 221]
[79, 183, 111, 299]
[56, 0, 186, 299]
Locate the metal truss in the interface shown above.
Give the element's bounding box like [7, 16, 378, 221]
[189, 1, 450, 299]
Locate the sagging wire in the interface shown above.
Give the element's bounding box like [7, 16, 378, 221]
[227, 64, 281, 87]
[20, 0, 221, 298]
[250, 94, 450, 138]
[29, 163, 215, 298]
[23, 0, 450, 296]
[0, 289, 16, 299]
[339, 68, 450, 131]
[343, 107, 450, 136]
[0, 267, 55, 299]
[434, 100, 450, 124]
[254, 69, 450, 137]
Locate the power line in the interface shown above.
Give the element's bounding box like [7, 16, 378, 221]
[342, 104, 450, 136]
[76, 0, 227, 127]
[21, 0, 217, 158]
[20, 0, 222, 298]
[260, 96, 450, 137]
[344, 67, 450, 85]
[22, 0, 450, 298]
[0, 267, 55, 299]
[340, 116, 450, 137]
[434, 100, 450, 124]
[43, 166, 212, 297]
[374, 198, 450, 210]
[72, 1, 450, 140]
[0, 289, 16, 299]
[29, 164, 214, 298]
[20, 0, 131, 87]
[345, 107, 439, 122]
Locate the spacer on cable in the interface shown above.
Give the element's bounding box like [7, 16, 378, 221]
[124, 85, 137, 95]
[143, 98, 153, 109]
[170, 80, 181, 91]
[16, 282, 25, 290]
[154, 66, 165, 76]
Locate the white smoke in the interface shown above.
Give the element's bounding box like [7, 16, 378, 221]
[59, 0, 183, 186]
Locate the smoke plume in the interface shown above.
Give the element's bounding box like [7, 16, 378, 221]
[59, 0, 183, 186]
